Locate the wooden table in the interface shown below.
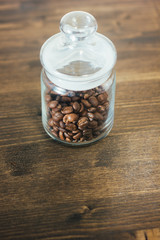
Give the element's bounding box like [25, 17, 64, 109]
[0, 0, 160, 239]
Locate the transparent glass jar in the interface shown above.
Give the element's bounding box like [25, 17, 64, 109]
[40, 11, 117, 146]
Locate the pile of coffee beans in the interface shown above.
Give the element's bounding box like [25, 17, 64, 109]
[45, 86, 109, 143]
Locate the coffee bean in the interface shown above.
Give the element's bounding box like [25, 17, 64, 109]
[51, 129, 58, 137]
[58, 127, 66, 132]
[97, 105, 106, 113]
[48, 118, 54, 127]
[72, 96, 80, 101]
[94, 112, 104, 121]
[80, 137, 85, 142]
[52, 112, 63, 121]
[59, 121, 65, 129]
[68, 132, 74, 137]
[59, 131, 64, 140]
[66, 137, 71, 142]
[87, 112, 94, 121]
[72, 130, 80, 134]
[64, 132, 71, 139]
[48, 100, 58, 108]
[51, 107, 61, 114]
[61, 96, 71, 102]
[103, 101, 109, 110]
[84, 93, 90, 99]
[78, 117, 89, 130]
[88, 107, 96, 113]
[53, 125, 59, 132]
[88, 120, 98, 129]
[88, 96, 98, 107]
[63, 113, 79, 124]
[83, 129, 92, 137]
[80, 109, 88, 117]
[103, 114, 108, 120]
[73, 132, 82, 140]
[45, 94, 51, 102]
[98, 93, 108, 104]
[79, 103, 84, 113]
[52, 120, 59, 127]
[65, 123, 77, 131]
[73, 102, 80, 112]
[81, 99, 91, 108]
[61, 106, 73, 114]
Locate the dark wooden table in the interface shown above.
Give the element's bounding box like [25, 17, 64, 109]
[0, 0, 160, 239]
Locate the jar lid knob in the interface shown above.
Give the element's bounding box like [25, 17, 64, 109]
[60, 11, 98, 41]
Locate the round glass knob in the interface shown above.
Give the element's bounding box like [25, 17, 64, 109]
[60, 11, 98, 41]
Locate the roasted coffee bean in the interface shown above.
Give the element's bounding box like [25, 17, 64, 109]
[48, 100, 58, 108]
[81, 99, 91, 108]
[98, 93, 108, 104]
[51, 129, 58, 137]
[48, 118, 54, 127]
[64, 132, 71, 139]
[52, 120, 60, 127]
[88, 107, 96, 113]
[51, 107, 61, 114]
[73, 102, 80, 112]
[53, 125, 59, 132]
[59, 121, 65, 129]
[87, 112, 94, 121]
[66, 137, 71, 142]
[72, 96, 80, 101]
[97, 105, 106, 113]
[79, 103, 84, 113]
[96, 86, 103, 93]
[94, 112, 104, 121]
[86, 90, 94, 96]
[88, 120, 98, 129]
[61, 106, 73, 114]
[61, 96, 71, 102]
[52, 112, 63, 121]
[83, 93, 90, 99]
[68, 132, 74, 137]
[88, 96, 98, 107]
[63, 113, 79, 123]
[59, 131, 64, 140]
[65, 123, 77, 131]
[103, 114, 108, 120]
[72, 130, 80, 134]
[78, 117, 89, 129]
[83, 129, 92, 137]
[58, 127, 66, 132]
[80, 137, 85, 142]
[80, 109, 88, 117]
[103, 101, 109, 110]
[73, 132, 82, 140]
[45, 94, 51, 102]
[61, 103, 68, 107]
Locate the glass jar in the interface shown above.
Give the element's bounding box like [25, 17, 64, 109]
[40, 11, 117, 146]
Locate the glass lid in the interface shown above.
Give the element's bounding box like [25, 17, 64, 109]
[40, 11, 117, 90]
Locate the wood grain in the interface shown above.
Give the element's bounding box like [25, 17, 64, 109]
[0, 0, 160, 239]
